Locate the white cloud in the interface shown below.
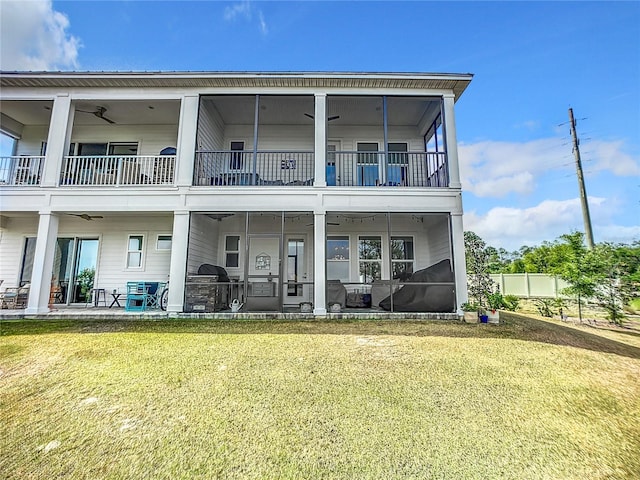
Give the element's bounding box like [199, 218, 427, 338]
[459, 137, 640, 198]
[223, 1, 268, 35]
[463, 196, 621, 250]
[0, 0, 80, 70]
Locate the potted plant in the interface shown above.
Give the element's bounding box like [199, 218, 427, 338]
[486, 291, 504, 324]
[461, 302, 479, 323]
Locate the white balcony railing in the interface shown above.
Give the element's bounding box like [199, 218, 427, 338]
[60, 155, 176, 186]
[0, 156, 45, 186]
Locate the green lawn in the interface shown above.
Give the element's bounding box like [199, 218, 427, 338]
[1, 315, 639, 479]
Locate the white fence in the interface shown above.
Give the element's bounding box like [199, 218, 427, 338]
[487, 273, 570, 298]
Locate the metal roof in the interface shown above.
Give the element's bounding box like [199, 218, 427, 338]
[0, 71, 473, 99]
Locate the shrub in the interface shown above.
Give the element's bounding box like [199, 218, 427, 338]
[503, 295, 520, 311]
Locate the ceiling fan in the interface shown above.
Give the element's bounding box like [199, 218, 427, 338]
[66, 213, 104, 221]
[304, 113, 340, 121]
[76, 106, 115, 124]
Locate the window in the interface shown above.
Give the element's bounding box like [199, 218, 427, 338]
[225, 235, 240, 268]
[127, 235, 144, 268]
[358, 236, 382, 283]
[327, 236, 350, 281]
[391, 236, 415, 280]
[109, 143, 138, 155]
[156, 235, 172, 250]
[229, 142, 244, 170]
[387, 143, 408, 186]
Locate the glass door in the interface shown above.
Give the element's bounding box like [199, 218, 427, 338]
[52, 237, 99, 304]
[286, 237, 309, 304]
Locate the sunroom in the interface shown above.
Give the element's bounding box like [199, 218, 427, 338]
[185, 211, 457, 314]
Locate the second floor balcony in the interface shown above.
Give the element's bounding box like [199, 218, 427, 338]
[1, 93, 454, 190]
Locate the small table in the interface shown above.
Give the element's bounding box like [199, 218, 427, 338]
[109, 293, 122, 308]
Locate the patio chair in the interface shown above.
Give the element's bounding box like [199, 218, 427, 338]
[125, 282, 149, 312]
[144, 282, 165, 309]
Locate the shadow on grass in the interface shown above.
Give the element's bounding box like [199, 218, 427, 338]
[2, 313, 640, 360]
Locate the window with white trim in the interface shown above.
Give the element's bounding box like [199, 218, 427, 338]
[127, 235, 144, 268]
[391, 236, 415, 280]
[327, 236, 350, 281]
[358, 236, 382, 283]
[156, 235, 172, 251]
[225, 235, 240, 268]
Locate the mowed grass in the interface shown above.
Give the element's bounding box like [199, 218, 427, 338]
[1, 315, 639, 479]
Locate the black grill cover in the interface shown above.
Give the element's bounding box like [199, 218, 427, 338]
[378, 259, 455, 312]
[197, 264, 230, 282]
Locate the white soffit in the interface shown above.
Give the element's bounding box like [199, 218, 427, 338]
[0, 71, 473, 100]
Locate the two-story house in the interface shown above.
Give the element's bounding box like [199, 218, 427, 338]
[0, 71, 471, 317]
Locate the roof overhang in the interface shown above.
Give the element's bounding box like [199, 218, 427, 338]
[0, 71, 473, 100]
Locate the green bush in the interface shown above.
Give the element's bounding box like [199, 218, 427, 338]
[503, 295, 520, 311]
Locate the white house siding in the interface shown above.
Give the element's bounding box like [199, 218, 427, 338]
[421, 215, 452, 265]
[326, 126, 425, 150]
[15, 126, 49, 155]
[0, 216, 38, 287]
[89, 215, 173, 292]
[69, 124, 179, 156]
[187, 214, 220, 275]
[197, 99, 225, 151]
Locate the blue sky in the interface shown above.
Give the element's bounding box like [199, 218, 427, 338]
[1, 0, 638, 250]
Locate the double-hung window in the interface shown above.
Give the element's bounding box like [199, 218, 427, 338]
[327, 236, 350, 281]
[127, 235, 144, 269]
[225, 235, 240, 268]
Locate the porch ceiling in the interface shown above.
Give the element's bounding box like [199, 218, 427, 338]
[202, 95, 442, 127]
[0, 99, 181, 127]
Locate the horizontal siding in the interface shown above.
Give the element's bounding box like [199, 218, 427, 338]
[197, 99, 225, 151]
[0, 217, 38, 288]
[93, 216, 173, 292]
[69, 125, 179, 156]
[187, 214, 220, 275]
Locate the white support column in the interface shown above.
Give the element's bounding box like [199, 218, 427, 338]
[25, 212, 59, 314]
[450, 211, 468, 314]
[314, 94, 327, 187]
[313, 210, 327, 315]
[443, 93, 462, 189]
[167, 210, 190, 313]
[175, 95, 199, 187]
[42, 95, 74, 187]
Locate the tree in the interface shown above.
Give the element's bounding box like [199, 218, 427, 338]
[553, 232, 603, 323]
[464, 231, 497, 310]
[593, 241, 640, 324]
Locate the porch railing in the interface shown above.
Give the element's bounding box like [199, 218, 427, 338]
[0, 156, 45, 186]
[328, 151, 448, 187]
[194, 151, 315, 186]
[59, 155, 176, 186]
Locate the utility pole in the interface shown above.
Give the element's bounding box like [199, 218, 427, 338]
[568, 107, 595, 250]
